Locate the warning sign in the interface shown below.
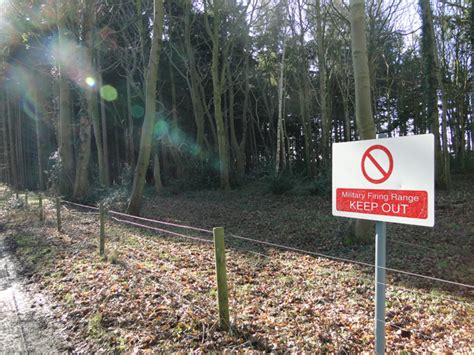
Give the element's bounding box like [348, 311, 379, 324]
[332, 135, 434, 226]
[361, 145, 393, 184]
[336, 189, 427, 219]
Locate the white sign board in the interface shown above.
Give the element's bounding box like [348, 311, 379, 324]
[332, 134, 434, 226]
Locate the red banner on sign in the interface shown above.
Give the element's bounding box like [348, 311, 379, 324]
[336, 188, 428, 219]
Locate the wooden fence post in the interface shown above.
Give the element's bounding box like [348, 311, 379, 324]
[99, 203, 105, 257]
[56, 197, 62, 232]
[38, 193, 44, 221]
[213, 227, 230, 330]
[25, 191, 28, 207]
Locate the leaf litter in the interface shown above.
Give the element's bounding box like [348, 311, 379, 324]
[2, 175, 474, 352]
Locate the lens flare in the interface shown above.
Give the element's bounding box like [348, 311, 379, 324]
[100, 85, 118, 101]
[131, 104, 144, 118]
[50, 36, 94, 89]
[85, 77, 96, 87]
[154, 119, 169, 139]
[191, 144, 201, 156]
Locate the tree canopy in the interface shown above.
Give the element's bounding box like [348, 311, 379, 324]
[0, 0, 472, 210]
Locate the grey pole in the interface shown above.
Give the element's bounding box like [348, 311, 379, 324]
[375, 132, 388, 354]
[375, 221, 386, 354]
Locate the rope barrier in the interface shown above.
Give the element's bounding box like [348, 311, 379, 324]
[227, 244, 271, 259]
[109, 210, 213, 234]
[387, 284, 473, 308]
[227, 244, 473, 308]
[62, 206, 99, 216]
[229, 233, 375, 268]
[59, 198, 474, 290]
[383, 266, 474, 289]
[6, 190, 471, 350]
[228, 233, 474, 290]
[62, 200, 99, 211]
[110, 216, 213, 244]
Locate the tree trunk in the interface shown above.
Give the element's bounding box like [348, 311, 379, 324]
[239, 49, 250, 175]
[153, 151, 163, 192]
[128, 0, 165, 215]
[228, 58, 247, 177]
[34, 88, 45, 190]
[6, 87, 17, 188]
[98, 56, 111, 185]
[249, 110, 258, 169]
[350, 0, 376, 141]
[126, 74, 136, 169]
[457, 95, 467, 171]
[341, 83, 351, 141]
[73, 113, 92, 198]
[470, 0, 474, 141]
[350, 0, 376, 243]
[17, 100, 25, 189]
[57, 14, 75, 195]
[207, 0, 230, 190]
[168, 49, 184, 178]
[58, 79, 75, 194]
[419, 0, 450, 189]
[85, 0, 108, 187]
[316, 0, 330, 171]
[1, 92, 10, 184]
[438, 79, 451, 189]
[184, 0, 206, 157]
[114, 113, 121, 179]
[276, 42, 287, 175]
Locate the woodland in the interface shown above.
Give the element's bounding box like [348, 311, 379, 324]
[0, 0, 472, 219]
[0, 0, 473, 352]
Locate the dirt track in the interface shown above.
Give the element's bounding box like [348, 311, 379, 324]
[0, 229, 67, 353]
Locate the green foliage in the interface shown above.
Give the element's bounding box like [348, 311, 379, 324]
[46, 151, 63, 196]
[6, 232, 55, 273]
[291, 174, 332, 197]
[450, 151, 474, 173]
[108, 249, 119, 264]
[266, 172, 331, 196]
[267, 172, 296, 195]
[87, 312, 106, 338]
[164, 159, 220, 193]
[249, 160, 274, 179]
[88, 164, 134, 210]
[100, 186, 129, 211]
[63, 292, 74, 304]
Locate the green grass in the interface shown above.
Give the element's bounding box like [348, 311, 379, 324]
[11, 234, 55, 271]
[87, 312, 107, 339]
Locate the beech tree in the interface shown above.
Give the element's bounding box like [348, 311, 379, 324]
[349, 0, 376, 243]
[128, 0, 165, 215]
[419, 0, 451, 189]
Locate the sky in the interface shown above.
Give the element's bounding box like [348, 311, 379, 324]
[392, 0, 422, 48]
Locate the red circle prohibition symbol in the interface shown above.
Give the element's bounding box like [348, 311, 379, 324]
[361, 145, 393, 184]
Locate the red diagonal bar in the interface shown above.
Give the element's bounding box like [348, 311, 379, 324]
[367, 152, 388, 177]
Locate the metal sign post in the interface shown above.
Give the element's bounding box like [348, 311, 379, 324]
[375, 220, 386, 354]
[332, 133, 434, 353]
[374, 134, 387, 355]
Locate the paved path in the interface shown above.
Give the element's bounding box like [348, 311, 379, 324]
[0, 232, 66, 353]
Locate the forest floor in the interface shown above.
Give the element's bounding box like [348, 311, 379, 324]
[0, 175, 473, 352]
